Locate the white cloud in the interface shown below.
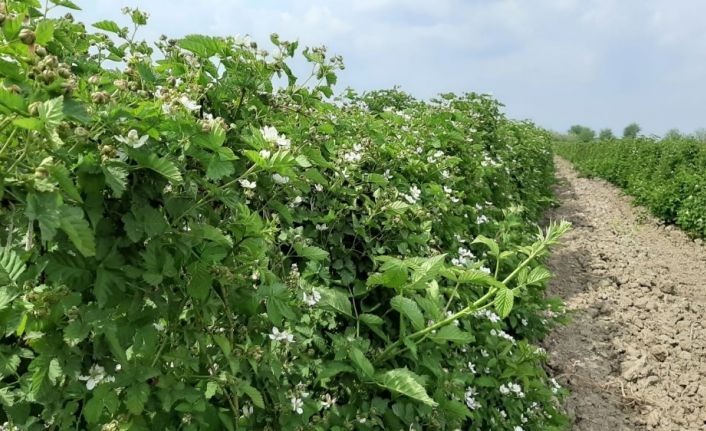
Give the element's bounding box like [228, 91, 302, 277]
[70, 0, 706, 135]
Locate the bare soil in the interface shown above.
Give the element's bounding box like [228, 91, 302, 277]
[544, 158, 706, 431]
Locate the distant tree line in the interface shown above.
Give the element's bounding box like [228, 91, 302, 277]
[558, 123, 706, 143]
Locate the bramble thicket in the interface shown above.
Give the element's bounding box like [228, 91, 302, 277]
[0, 2, 570, 430]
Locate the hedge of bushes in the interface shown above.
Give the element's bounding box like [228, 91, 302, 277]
[556, 138, 706, 237]
[0, 2, 568, 430]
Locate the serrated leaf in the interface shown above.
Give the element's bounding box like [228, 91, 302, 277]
[349, 347, 375, 377]
[294, 244, 328, 261]
[130, 151, 182, 183]
[318, 287, 352, 317]
[93, 20, 123, 34]
[48, 164, 82, 202]
[204, 381, 219, 399]
[241, 384, 265, 409]
[126, 383, 149, 414]
[102, 164, 128, 197]
[431, 325, 474, 344]
[63, 320, 89, 347]
[390, 296, 424, 330]
[50, 0, 82, 10]
[472, 235, 500, 256]
[385, 201, 410, 214]
[38, 96, 64, 131]
[494, 288, 514, 318]
[0, 249, 25, 283]
[35, 20, 55, 45]
[376, 368, 437, 406]
[527, 265, 552, 285]
[48, 358, 62, 385]
[177, 34, 222, 58]
[439, 398, 472, 420]
[59, 206, 95, 257]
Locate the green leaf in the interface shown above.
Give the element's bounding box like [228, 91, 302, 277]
[35, 20, 55, 45]
[0, 249, 25, 284]
[177, 34, 223, 57]
[494, 288, 514, 318]
[50, 0, 82, 10]
[241, 384, 265, 409]
[439, 398, 472, 420]
[212, 334, 231, 356]
[349, 347, 375, 378]
[130, 151, 183, 183]
[126, 383, 150, 414]
[0, 88, 26, 114]
[63, 320, 89, 347]
[48, 358, 63, 385]
[385, 201, 410, 214]
[204, 381, 219, 399]
[472, 235, 500, 256]
[187, 263, 212, 300]
[318, 288, 352, 317]
[39, 96, 64, 131]
[206, 158, 234, 180]
[527, 266, 552, 285]
[48, 164, 82, 202]
[59, 206, 96, 257]
[294, 244, 328, 261]
[93, 20, 123, 34]
[431, 325, 474, 344]
[375, 369, 437, 406]
[102, 164, 129, 198]
[390, 296, 424, 330]
[12, 117, 42, 130]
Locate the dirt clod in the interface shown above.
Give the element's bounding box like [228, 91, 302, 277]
[544, 158, 706, 431]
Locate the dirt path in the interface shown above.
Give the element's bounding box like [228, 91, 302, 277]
[544, 158, 706, 431]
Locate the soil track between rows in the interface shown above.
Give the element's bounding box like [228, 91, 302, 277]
[544, 158, 706, 431]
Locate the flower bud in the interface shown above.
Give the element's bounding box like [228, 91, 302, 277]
[19, 28, 36, 45]
[88, 75, 101, 85]
[35, 45, 47, 57]
[91, 91, 110, 104]
[57, 67, 71, 79]
[28, 102, 41, 116]
[41, 69, 56, 84]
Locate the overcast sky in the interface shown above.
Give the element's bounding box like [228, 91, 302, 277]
[72, 0, 706, 136]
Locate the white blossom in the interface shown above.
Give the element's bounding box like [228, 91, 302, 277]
[259, 149, 272, 159]
[464, 387, 480, 410]
[474, 309, 501, 323]
[315, 224, 328, 231]
[178, 95, 201, 111]
[272, 173, 290, 184]
[303, 290, 321, 306]
[321, 393, 337, 409]
[115, 129, 149, 148]
[268, 327, 294, 343]
[467, 362, 476, 374]
[314, 184, 324, 192]
[239, 179, 257, 189]
[242, 404, 254, 417]
[290, 396, 304, 414]
[78, 364, 115, 390]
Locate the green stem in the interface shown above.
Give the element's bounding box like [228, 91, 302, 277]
[375, 242, 547, 364]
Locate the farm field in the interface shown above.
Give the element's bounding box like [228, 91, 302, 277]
[1, 1, 706, 431]
[544, 158, 706, 430]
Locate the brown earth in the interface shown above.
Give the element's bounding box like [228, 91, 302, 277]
[544, 158, 706, 431]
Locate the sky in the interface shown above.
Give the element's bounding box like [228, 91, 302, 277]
[70, 0, 706, 137]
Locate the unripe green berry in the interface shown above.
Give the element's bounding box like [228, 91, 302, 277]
[19, 28, 36, 45]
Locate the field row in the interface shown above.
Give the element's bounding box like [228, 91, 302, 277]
[556, 137, 706, 238]
[1, 2, 567, 430]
